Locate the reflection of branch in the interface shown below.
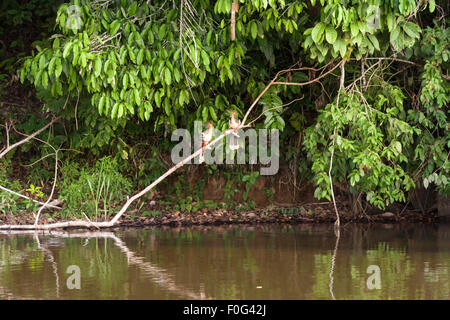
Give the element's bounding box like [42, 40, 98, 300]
[328, 227, 340, 300]
[0, 285, 30, 300]
[111, 235, 205, 299]
[1, 231, 206, 299]
[34, 233, 60, 298]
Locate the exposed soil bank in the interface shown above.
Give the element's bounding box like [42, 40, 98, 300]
[117, 202, 442, 227]
[0, 199, 442, 230]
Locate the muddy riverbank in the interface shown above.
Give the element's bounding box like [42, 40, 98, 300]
[0, 198, 440, 229]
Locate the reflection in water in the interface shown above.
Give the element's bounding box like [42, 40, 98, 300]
[0, 230, 202, 300]
[34, 234, 61, 298]
[0, 224, 449, 300]
[110, 232, 205, 299]
[328, 227, 340, 300]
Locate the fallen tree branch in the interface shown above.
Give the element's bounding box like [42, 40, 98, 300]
[0, 220, 113, 230]
[109, 128, 239, 225]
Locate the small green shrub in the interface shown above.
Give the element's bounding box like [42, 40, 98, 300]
[0, 159, 37, 214]
[59, 156, 132, 220]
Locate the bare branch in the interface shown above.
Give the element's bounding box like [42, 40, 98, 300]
[0, 185, 62, 210]
[0, 117, 59, 159]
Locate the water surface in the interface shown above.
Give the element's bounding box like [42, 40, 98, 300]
[0, 224, 449, 299]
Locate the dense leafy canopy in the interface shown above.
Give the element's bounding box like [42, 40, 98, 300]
[11, 0, 450, 210]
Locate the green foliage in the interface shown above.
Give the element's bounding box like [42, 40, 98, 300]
[25, 184, 44, 199]
[0, 159, 37, 214]
[408, 23, 449, 195]
[19, 0, 306, 140]
[303, 0, 425, 62]
[59, 157, 132, 219]
[142, 209, 162, 217]
[304, 84, 419, 209]
[242, 171, 260, 201]
[0, 160, 20, 214]
[263, 187, 274, 204]
[7, 0, 450, 213]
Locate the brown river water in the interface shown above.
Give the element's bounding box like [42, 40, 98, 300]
[0, 223, 449, 299]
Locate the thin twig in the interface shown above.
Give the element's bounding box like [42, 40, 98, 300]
[34, 151, 59, 225]
[0, 185, 62, 210]
[0, 117, 60, 159]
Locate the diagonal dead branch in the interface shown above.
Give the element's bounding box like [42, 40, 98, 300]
[0, 116, 60, 159]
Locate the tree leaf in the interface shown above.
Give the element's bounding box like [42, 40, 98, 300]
[155, 91, 161, 108]
[110, 20, 121, 35]
[311, 22, 326, 43]
[48, 57, 56, 75]
[201, 50, 210, 66]
[429, 0, 435, 12]
[62, 41, 72, 58]
[209, 106, 217, 121]
[134, 88, 140, 105]
[390, 26, 401, 48]
[123, 73, 128, 89]
[164, 68, 172, 86]
[251, 21, 258, 40]
[386, 13, 395, 32]
[118, 103, 124, 118]
[350, 23, 359, 38]
[98, 95, 105, 114]
[368, 34, 380, 51]
[164, 99, 171, 116]
[402, 22, 421, 40]
[202, 106, 208, 122]
[325, 26, 337, 44]
[137, 48, 144, 65]
[94, 57, 102, 77]
[334, 39, 346, 58]
[41, 71, 48, 88]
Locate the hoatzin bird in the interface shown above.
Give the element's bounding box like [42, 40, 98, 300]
[228, 110, 241, 150]
[199, 122, 214, 164]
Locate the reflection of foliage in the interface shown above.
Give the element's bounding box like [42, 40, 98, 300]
[363, 242, 414, 299]
[312, 252, 333, 299]
[313, 243, 417, 300]
[1, 227, 450, 299]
